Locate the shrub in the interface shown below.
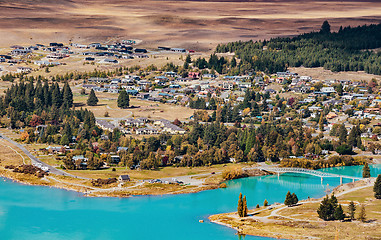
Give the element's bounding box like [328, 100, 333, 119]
[222, 167, 245, 180]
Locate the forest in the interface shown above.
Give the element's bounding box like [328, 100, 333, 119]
[0, 78, 99, 145]
[215, 22, 381, 75]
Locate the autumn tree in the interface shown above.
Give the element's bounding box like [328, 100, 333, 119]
[362, 162, 371, 178]
[237, 193, 243, 217]
[358, 205, 366, 222]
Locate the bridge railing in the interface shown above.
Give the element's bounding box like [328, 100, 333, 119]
[259, 167, 362, 180]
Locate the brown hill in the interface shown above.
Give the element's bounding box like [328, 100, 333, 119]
[1, 0, 381, 50]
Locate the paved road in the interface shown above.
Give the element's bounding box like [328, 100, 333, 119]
[0, 134, 88, 179]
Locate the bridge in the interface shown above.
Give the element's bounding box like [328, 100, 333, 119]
[258, 167, 362, 184]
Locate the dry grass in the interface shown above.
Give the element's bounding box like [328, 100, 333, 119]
[289, 67, 381, 82]
[73, 91, 194, 121]
[66, 164, 229, 180]
[210, 181, 381, 240]
[1, 1, 381, 51]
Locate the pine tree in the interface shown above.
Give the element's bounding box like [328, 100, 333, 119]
[317, 195, 336, 221]
[362, 162, 371, 178]
[242, 196, 248, 217]
[348, 201, 356, 220]
[374, 174, 381, 199]
[51, 83, 62, 108]
[291, 193, 299, 205]
[87, 89, 98, 106]
[62, 82, 73, 108]
[334, 204, 345, 220]
[237, 193, 243, 217]
[320, 20, 331, 34]
[230, 57, 237, 68]
[338, 124, 347, 143]
[358, 205, 366, 222]
[185, 54, 192, 63]
[117, 90, 130, 109]
[263, 199, 268, 207]
[284, 191, 292, 206]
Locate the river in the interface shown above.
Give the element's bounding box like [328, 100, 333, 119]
[0, 164, 380, 240]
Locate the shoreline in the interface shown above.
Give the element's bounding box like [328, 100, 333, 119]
[209, 178, 379, 240]
[0, 166, 269, 197]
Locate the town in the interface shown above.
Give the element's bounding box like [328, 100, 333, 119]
[0, 1, 380, 239]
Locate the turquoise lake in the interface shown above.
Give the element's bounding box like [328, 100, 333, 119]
[0, 164, 380, 240]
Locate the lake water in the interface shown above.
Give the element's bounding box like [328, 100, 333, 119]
[0, 164, 380, 240]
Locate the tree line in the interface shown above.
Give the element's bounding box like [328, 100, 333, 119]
[215, 22, 381, 75]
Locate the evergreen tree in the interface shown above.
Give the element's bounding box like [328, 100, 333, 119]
[117, 90, 130, 109]
[374, 174, 381, 199]
[320, 20, 331, 34]
[185, 54, 192, 63]
[284, 191, 293, 206]
[291, 193, 299, 205]
[348, 125, 361, 147]
[358, 205, 366, 222]
[237, 193, 243, 217]
[317, 195, 336, 221]
[348, 201, 356, 220]
[263, 199, 268, 207]
[362, 162, 371, 178]
[51, 83, 62, 108]
[230, 57, 237, 68]
[333, 204, 345, 220]
[87, 89, 99, 106]
[62, 82, 73, 108]
[338, 124, 347, 143]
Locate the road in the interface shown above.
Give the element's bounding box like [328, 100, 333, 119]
[0, 133, 88, 179]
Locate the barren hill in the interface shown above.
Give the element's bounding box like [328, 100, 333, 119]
[1, 0, 381, 50]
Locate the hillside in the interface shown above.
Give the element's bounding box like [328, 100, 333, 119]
[0, 0, 381, 50]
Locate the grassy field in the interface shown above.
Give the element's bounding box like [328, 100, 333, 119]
[73, 90, 194, 121]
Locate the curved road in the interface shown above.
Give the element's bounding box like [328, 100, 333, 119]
[0, 134, 88, 179]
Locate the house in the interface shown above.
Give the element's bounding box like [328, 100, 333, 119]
[171, 48, 186, 53]
[138, 93, 150, 99]
[134, 48, 147, 53]
[118, 175, 130, 182]
[110, 155, 121, 164]
[89, 43, 102, 48]
[17, 67, 32, 73]
[34, 60, 60, 66]
[154, 119, 186, 134]
[96, 120, 116, 131]
[88, 77, 109, 83]
[72, 155, 88, 169]
[11, 49, 31, 55]
[326, 112, 338, 119]
[188, 72, 200, 79]
[136, 127, 158, 135]
[321, 87, 336, 94]
[101, 59, 118, 64]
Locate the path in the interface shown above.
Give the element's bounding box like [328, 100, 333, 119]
[96, 103, 133, 126]
[0, 133, 88, 179]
